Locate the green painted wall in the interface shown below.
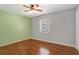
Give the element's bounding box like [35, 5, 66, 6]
[0, 10, 31, 45]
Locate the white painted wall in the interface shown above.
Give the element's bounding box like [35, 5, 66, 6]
[76, 6, 79, 50]
[32, 8, 76, 46]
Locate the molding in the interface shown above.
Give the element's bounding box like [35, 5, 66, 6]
[33, 38, 79, 51]
[0, 37, 78, 51]
[0, 38, 32, 47]
[32, 38, 75, 48]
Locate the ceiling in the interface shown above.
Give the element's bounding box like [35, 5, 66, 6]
[0, 4, 77, 17]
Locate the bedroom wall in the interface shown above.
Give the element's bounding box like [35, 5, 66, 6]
[0, 10, 31, 46]
[76, 5, 79, 50]
[31, 8, 76, 46]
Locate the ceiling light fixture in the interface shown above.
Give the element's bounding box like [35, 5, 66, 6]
[23, 4, 42, 13]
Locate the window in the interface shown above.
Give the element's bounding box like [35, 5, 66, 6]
[40, 19, 49, 33]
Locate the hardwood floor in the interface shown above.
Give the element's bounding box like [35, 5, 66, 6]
[0, 39, 78, 55]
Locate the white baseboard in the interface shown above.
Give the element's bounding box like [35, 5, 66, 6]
[33, 38, 79, 51]
[0, 38, 31, 47]
[0, 38, 78, 52]
[32, 38, 75, 48]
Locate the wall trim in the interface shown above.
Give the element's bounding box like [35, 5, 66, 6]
[32, 38, 75, 48]
[0, 38, 78, 51]
[0, 38, 32, 47]
[33, 38, 79, 51]
[32, 38, 79, 51]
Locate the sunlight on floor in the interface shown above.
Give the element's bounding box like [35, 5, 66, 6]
[39, 47, 49, 55]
